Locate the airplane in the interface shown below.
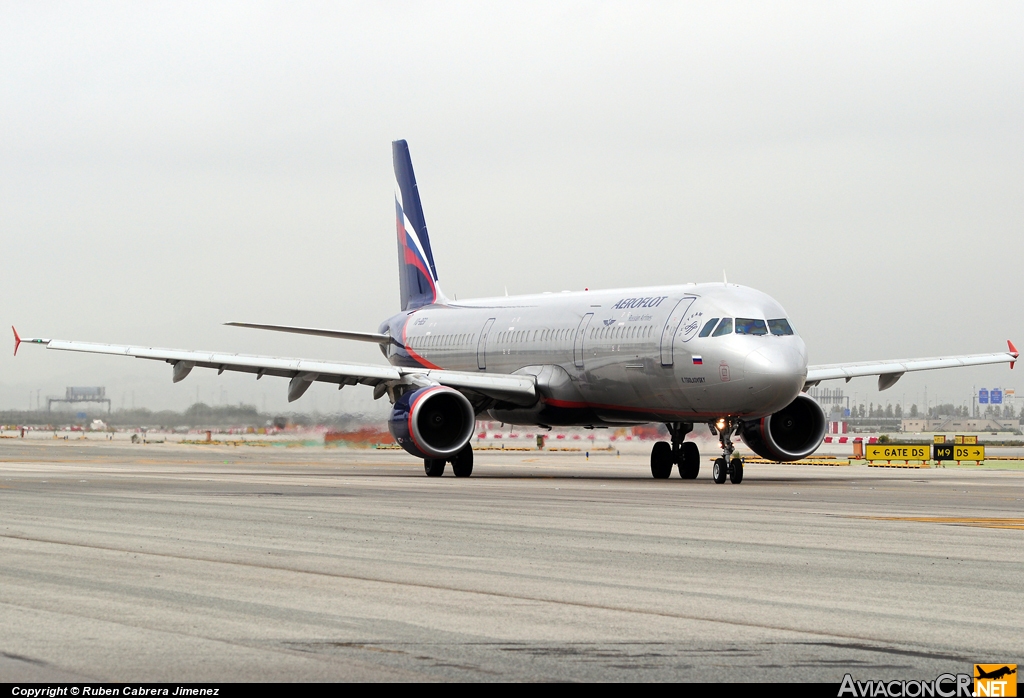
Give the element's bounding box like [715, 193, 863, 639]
[975, 667, 1016, 681]
[13, 140, 1019, 483]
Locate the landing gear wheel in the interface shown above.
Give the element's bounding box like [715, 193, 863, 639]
[678, 442, 700, 479]
[424, 459, 446, 477]
[729, 458, 743, 484]
[651, 441, 673, 479]
[713, 457, 727, 484]
[451, 445, 474, 478]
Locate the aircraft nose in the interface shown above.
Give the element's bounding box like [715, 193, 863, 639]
[745, 344, 806, 379]
[744, 344, 807, 406]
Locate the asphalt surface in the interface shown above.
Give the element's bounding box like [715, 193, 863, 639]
[1, 439, 1021, 682]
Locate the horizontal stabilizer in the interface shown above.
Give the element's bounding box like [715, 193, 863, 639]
[225, 322, 391, 345]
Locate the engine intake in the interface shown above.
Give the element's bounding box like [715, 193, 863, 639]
[739, 393, 826, 462]
[388, 386, 476, 459]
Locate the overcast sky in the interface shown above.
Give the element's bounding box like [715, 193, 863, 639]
[1, 1, 1021, 416]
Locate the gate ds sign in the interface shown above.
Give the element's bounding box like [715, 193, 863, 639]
[865, 445, 930, 461]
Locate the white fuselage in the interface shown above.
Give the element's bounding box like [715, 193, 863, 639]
[385, 283, 807, 427]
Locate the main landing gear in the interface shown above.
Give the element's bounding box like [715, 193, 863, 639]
[650, 422, 700, 479]
[424, 443, 474, 478]
[710, 419, 743, 485]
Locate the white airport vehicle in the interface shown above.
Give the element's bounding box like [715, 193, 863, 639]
[14, 141, 1019, 482]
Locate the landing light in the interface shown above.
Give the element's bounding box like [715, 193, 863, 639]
[715, 418, 727, 431]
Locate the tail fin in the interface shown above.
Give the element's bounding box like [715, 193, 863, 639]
[393, 140, 444, 310]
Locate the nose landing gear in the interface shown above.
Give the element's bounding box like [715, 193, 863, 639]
[649, 422, 701, 479]
[710, 419, 744, 484]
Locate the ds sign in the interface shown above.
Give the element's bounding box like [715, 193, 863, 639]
[934, 444, 986, 461]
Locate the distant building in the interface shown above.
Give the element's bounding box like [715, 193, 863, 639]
[901, 418, 1019, 433]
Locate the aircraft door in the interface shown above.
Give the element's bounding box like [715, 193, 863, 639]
[477, 318, 495, 370]
[660, 297, 695, 366]
[573, 313, 594, 368]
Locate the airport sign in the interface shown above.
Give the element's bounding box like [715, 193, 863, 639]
[934, 444, 985, 461]
[991, 389, 1002, 404]
[979, 389, 989, 404]
[865, 445, 930, 461]
[955, 435, 978, 445]
[933, 434, 946, 444]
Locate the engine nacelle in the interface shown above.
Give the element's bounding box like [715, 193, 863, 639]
[388, 386, 476, 460]
[739, 393, 827, 462]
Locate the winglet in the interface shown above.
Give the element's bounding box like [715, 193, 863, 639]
[1010, 340, 1018, 369]
[12, 327, 20, 357]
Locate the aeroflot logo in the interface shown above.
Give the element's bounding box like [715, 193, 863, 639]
[611, 296, 668, 310]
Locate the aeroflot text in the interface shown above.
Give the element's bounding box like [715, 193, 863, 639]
[611, 296, 668, 310]
[11, 689, 219, 697]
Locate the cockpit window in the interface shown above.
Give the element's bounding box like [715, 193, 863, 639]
[767, 318, 794, 336]
[711, 317, 733, 337]
[698, 318, 719, 338]
[735, 318, 768, 336]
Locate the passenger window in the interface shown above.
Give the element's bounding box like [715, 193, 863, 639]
[698, 318, 719, 338]
[711, 318, 733, 337]
[768, 318, 794, 335]
[735, 318, 768, 336]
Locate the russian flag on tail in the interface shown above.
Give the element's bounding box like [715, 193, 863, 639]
[692, 356, 703, 365]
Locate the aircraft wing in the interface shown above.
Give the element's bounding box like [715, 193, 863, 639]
[805, 341, 1018, 391]
[12, 330, 537, 406]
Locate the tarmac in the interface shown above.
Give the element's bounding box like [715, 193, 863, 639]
[1, 439, 1022, 682]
